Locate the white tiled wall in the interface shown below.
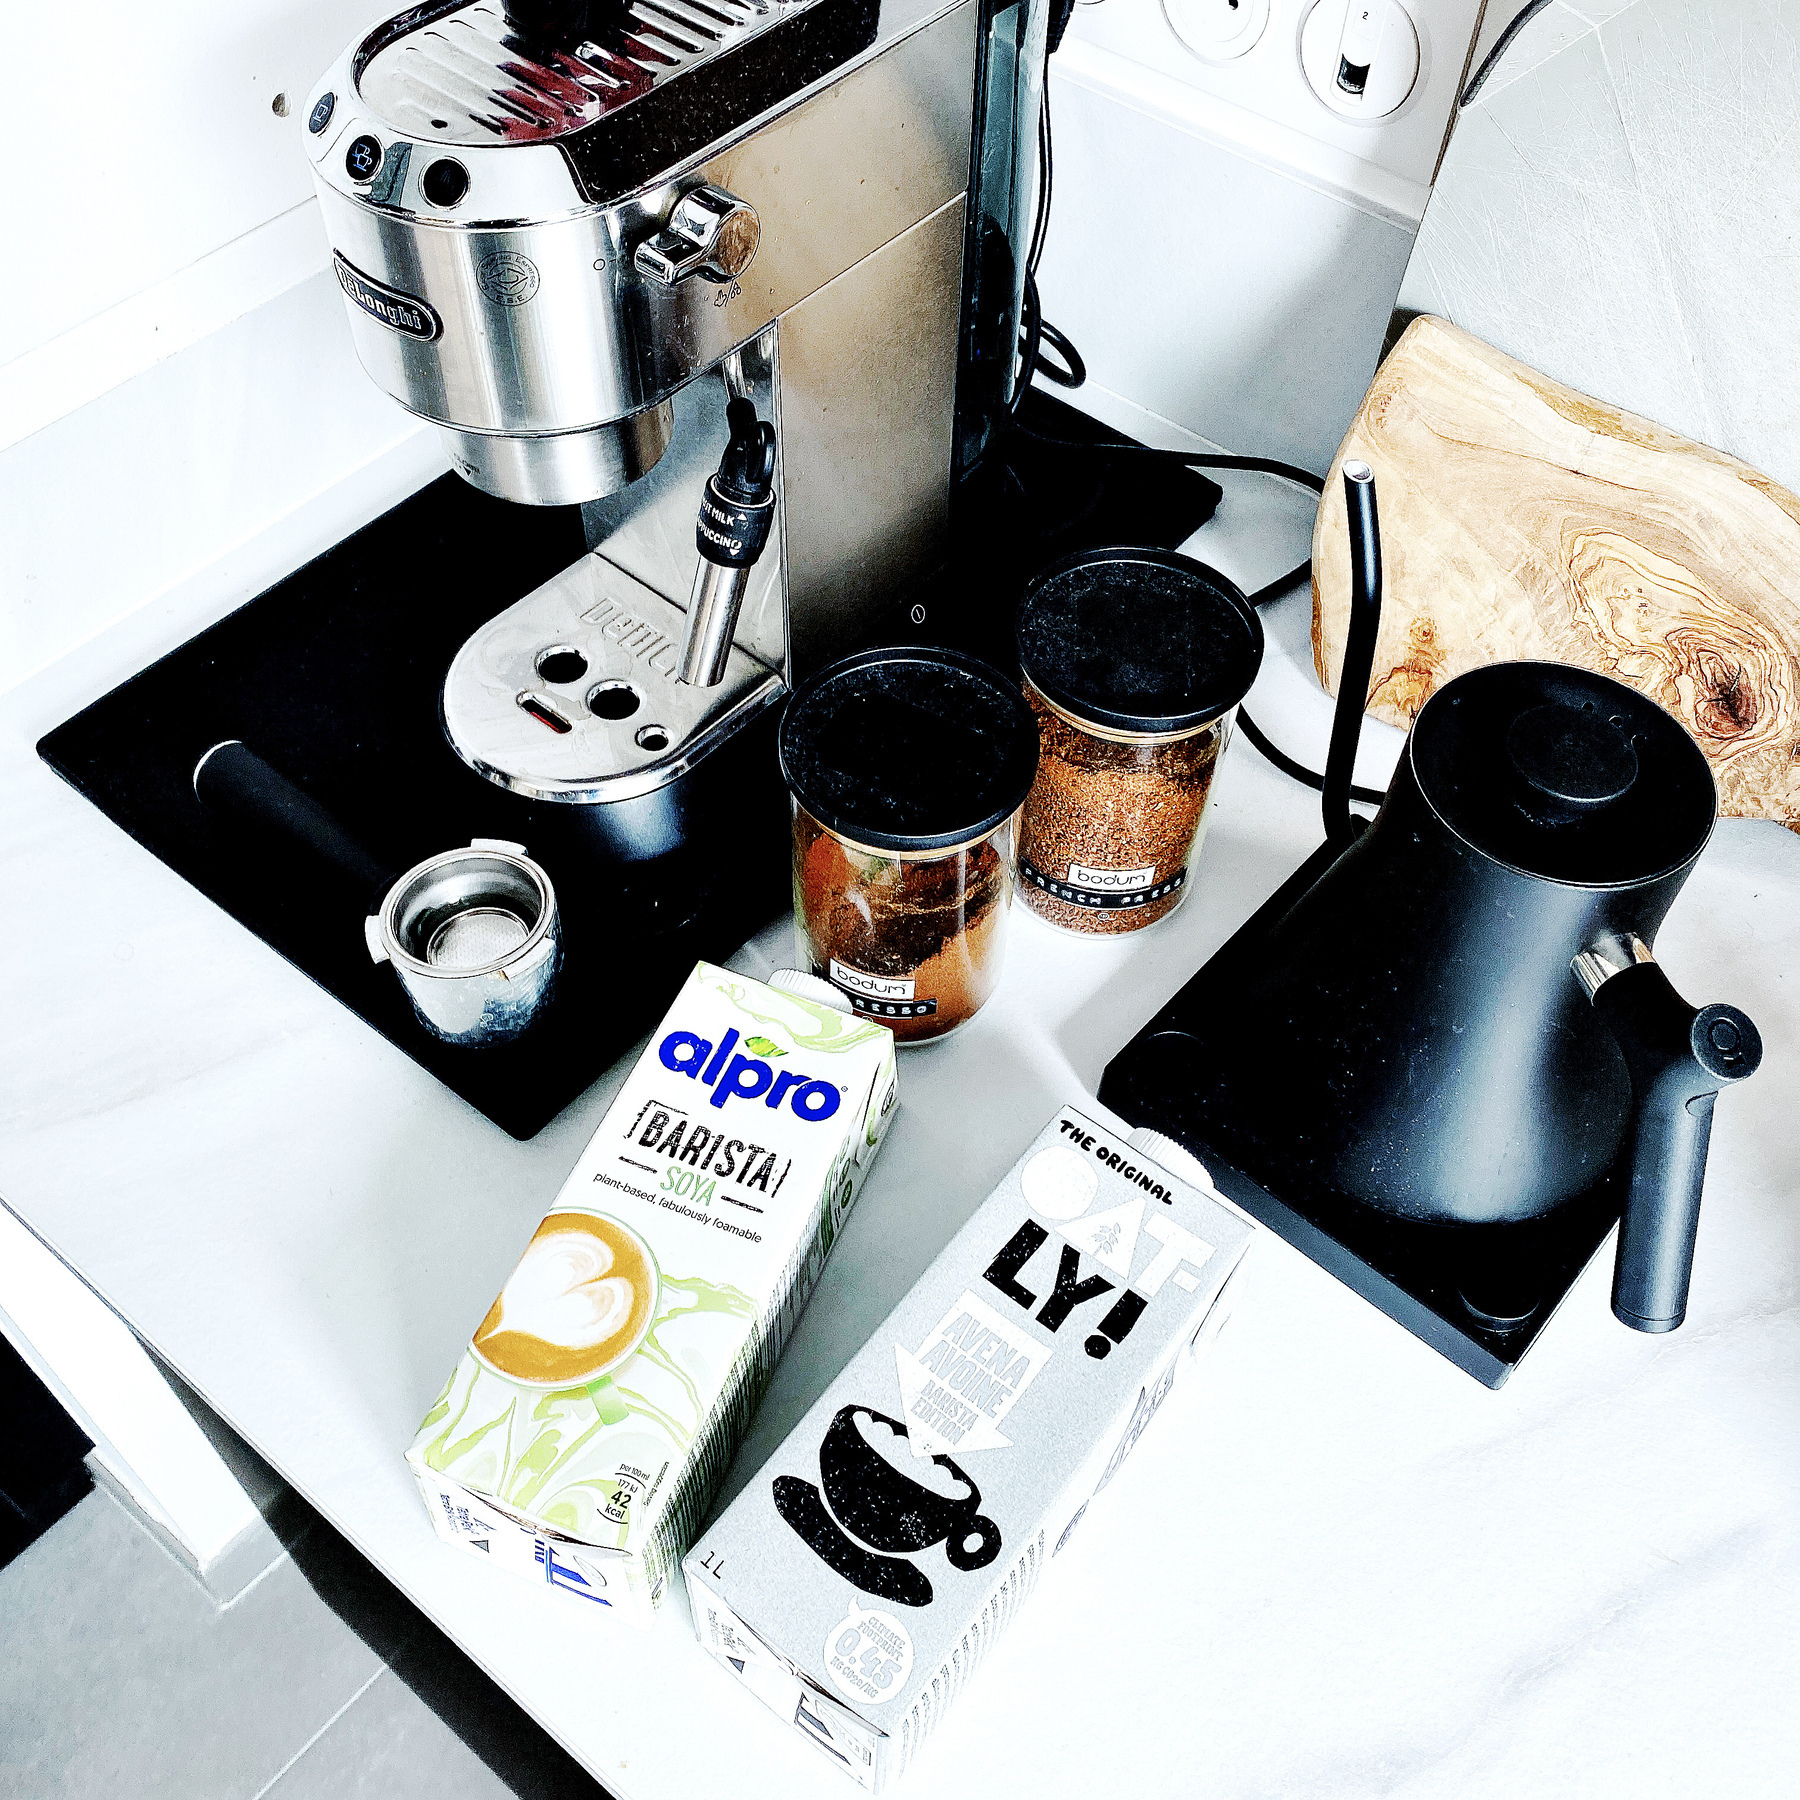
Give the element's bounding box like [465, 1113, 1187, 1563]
[1399, 0, 1800, 490]
[2, 2, 379, 378]
[0, 2, 434, 699]
[0, 276, 438, 696]
[1035, 1, 1495, 471]
[1036, 65, 1418, 473]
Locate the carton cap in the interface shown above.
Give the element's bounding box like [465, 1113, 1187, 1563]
[1128, 1125, 1216, 1193]
[768, 967, 852, 1014]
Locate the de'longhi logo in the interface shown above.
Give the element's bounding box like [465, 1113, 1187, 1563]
[478, 250, 540, 307]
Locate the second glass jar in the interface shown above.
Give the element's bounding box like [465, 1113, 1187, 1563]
[1016, 682, 1227, 933]
[1013, 548, 1265, 935]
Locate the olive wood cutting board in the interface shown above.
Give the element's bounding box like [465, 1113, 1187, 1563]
[1312, 315, 1800, 830]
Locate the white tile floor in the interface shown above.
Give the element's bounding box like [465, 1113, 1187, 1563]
[0, 1480, 612, 1799]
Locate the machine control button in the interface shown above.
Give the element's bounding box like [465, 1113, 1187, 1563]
[309, 92, 335, 134]
[345, 134, 383, 182]
[421, 158, 469, 208]
[633, 185, 760, 287]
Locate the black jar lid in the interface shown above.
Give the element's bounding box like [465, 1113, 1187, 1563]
[1016, 546, 1265, 736]
[779, 646, 1040, 854]
[1411, 662, 1716, 887]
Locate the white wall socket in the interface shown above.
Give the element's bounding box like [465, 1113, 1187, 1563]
[1064, 0, 1486, 218]
[1164, 0, 1272, 64]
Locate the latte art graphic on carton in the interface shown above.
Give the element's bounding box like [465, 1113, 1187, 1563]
[471, 1210, 658, 1387]
[405, 963, 899, 1625]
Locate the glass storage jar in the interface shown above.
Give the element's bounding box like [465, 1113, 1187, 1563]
[1014, 548, 1264, 935]
[778, 647, 1039, 1044]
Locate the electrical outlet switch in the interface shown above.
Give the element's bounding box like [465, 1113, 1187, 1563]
[1299, 0, 1421, 121]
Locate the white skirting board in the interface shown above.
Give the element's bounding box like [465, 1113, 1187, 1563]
[0, 1200, 283, 1604]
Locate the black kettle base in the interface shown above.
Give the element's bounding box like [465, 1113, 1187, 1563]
[1099, 837, 1626, 1388]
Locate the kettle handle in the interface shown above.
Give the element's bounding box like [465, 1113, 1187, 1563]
[1576, 937, 1762, 1332]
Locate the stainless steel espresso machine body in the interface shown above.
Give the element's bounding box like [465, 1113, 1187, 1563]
[304, 0, 1021, 865]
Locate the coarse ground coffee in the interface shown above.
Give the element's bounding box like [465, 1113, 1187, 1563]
[1016, 680, 1223, 934]
[1012, 548, 1263, 936]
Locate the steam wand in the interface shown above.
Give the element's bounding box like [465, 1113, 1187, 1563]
[677, 396, 777, 688]
[1321, 460, 1382, 846]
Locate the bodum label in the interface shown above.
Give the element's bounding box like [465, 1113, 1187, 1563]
[1019, 855, 1187, 911]
[829, 959, 913, 1002]
[827, 959, 938, 1018]
[1067, 860, 1155, 892]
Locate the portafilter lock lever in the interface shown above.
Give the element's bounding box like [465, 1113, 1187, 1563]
[1322, 460, 1383, 847]
[1572, 932, 1762, 1332]
[677, 396, 777, 688]
[194, 742, 560, 1046]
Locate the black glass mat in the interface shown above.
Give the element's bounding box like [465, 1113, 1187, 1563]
[37, 478, 790, 1140]
[38, 395, 1218, 1141]
[1099, 838, 1623, 1388]
[922, 390, 1223, 671]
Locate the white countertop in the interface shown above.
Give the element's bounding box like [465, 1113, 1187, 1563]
[3, 482, 1798, 1800]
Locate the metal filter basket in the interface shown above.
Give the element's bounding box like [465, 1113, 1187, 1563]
[365, 839, 560, 1045]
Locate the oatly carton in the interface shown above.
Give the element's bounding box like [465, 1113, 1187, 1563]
[683, 1107, 1252, 1788]
[406, 963, 896, 1626]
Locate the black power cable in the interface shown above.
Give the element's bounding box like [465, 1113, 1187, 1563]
[1460, 1, 1553, 108]
[1009, 54, 1386, 809]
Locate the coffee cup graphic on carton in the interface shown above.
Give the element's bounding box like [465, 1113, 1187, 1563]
[773, 1404, 1002, 1608]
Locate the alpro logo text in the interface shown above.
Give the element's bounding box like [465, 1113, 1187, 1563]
[658, 1029, 842, 1120]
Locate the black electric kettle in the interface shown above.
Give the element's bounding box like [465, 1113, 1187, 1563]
[1102, 465, 1761, 1353]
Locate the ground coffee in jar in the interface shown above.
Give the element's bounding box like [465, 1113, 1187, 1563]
[1014, 549, 1264, 935]
[778, 647, 1039, 1043]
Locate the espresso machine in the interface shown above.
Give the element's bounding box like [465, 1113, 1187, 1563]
[40, 0, 1049, 1135]
[303, 0, 1044, 858]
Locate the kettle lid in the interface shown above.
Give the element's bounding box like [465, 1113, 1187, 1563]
[1410, 663, 1715, 886]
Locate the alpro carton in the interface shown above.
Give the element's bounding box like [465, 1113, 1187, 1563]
[406, 963, 897, 1625]
[683, 1107, 1252, 1788]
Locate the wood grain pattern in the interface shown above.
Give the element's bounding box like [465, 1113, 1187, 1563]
[1313, 315, 1800, 830]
